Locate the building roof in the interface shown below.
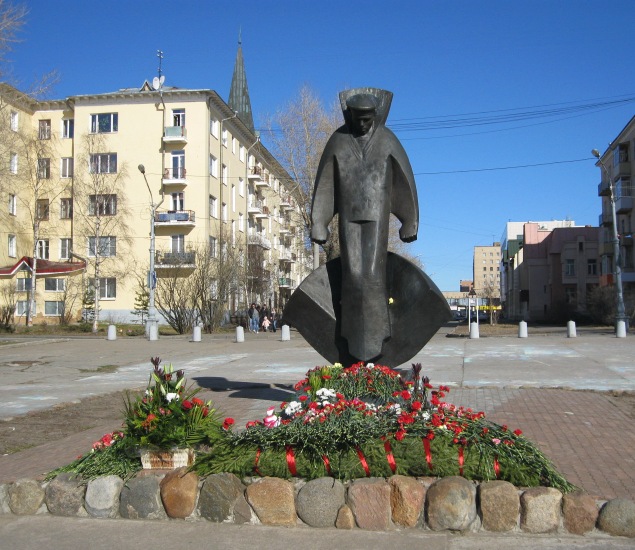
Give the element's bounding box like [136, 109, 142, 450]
[228, 35, 255, 133]
[0, 257, 86, 277]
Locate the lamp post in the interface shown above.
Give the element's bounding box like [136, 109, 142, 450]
[592, 148, 627, 335]
[138, 164, 164, 340]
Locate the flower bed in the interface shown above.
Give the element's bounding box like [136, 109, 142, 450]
[49, 360, 573, 494]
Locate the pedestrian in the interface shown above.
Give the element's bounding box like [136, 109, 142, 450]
[249, 303, 259, 333]
[270, 308, 277, 332]
[262, 316, 271, 332]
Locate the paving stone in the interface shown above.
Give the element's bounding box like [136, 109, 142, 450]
[0, 483, 11, 514]
[295, 477, 345, 528]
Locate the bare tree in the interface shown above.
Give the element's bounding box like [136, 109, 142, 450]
[72, 134, 132, 332]
[154, 265, 197, 334]
[0, 279, 16, 329]
[58, 274, 82, 325]
[480, 280, 500, 325]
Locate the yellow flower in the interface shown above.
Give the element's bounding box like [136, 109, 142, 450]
[388, 297, 394, 305]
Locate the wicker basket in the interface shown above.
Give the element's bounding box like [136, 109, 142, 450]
[140, 448, 194, 469]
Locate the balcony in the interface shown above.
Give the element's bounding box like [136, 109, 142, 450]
[599, 241, 614, 256]
[279, 194, 295, 210]
[616, 195, 633, 214]
[163, 126, 187, 144]
[162, 167, 187, 187]
[615, 160, 631, 179]
[155, 251, 196, 268]
[248, 233, 271, 249]
[248, 197, 263, 216]
[154, 209, 196, 227]
[279, 250, 296, 264]
[598, 179, 611, 197]
[278, 276, 295, 289]
[248, 166, 262, 183]
[279, 225, 291, 236]
[599, 211, 612, 227]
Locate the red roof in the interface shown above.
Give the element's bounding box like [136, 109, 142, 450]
[0, 256, 86, 276]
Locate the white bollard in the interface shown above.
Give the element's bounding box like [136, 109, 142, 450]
[281, 324, 290, 341]
[518, 320, 528, 338]
[149, 324, 158, 341]
[236, 326, 244, 343]
[469, 321, 479, 339]
[567, 320, 577, 338]
[617, 320, 627, 338]
[192, 326, 201, 342]
[107, 325, 117, 341]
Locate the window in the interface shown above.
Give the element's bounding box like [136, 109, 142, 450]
[38, 119, 51, 140]
[8, 193, 16, 215]
[37, 158, 50, 179]
[10, 111, 18, 131]
[89, 194, 117, 216]
[60, 198, 73, 219]
[616, 177, 633, 199]
[45, 278, 66, 292]
[209, 154, 218, 177]
[231, 220, 236, 246]
[232, 185, 236, 211]
[238, 212, 244, 232]
[89, 153, 117, 174]
[10, 152, 17, 174]
[36, 239, 49, 259]
[238, 177, 244, 196]
[36, 199, 50, 220]
[171, 235, 185, 253]
[232, 137, 237, 154]
[60, 238, 71, 260]
[171, 192, 184, 211]
[210, 118, 219, 138]
[209, 236, 217, 258]
[88, 236, 116, 257]
[222, 164, 228, 185]
[61, 157, 73, 178]
[92, 277, 116, 299]
[16, 301, 35, 315]
[45, 301, 64, 316]
[8, 234, 16, 257]
[16, 278, 32, 291]
[209, 195, 217, 218]
[239, 144, 245, 162]
[172, 108, 185, 127]
[565, 259, 575, 276]
[587, 259, 598, 276]
[222, 128, 228, 147]
[62, 119, 74, 138]
[170, 150, 185, 179]
[90, 113, 118, 133]
[222, 202, 227, 222]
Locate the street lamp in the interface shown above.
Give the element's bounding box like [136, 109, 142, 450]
[138, 164, 164, 340]
[592, 148, 628, 335]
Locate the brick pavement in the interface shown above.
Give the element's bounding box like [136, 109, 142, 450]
[2, 383, 635, 502]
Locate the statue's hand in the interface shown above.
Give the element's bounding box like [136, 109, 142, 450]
[399, 224, 417, 243]
[311, 227, 328, 245]
[401, 234, 417, 243]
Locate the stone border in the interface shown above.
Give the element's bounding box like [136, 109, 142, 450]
[2, 472, 634, 538]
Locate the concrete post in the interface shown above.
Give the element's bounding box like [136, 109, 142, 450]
[149, 324, 158, 341]
[236, 326, 244, 343]
[567, 320, 576, 338]
[192, 326, 201, 342]
[281, 324, 291, 341]
[469, 321, 479, 339]
[518, 320, 528, 338]
[617, 320, 627, 338]
[107, 325, 117, 341]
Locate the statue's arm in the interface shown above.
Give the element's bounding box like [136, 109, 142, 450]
[390, 140, 419, 242]
[310, 149, 337, 244]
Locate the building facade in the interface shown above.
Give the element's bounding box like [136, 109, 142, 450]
[473, 242, 501, 300]
[501, 221, 600, 321]
[0, 78, 310, 325]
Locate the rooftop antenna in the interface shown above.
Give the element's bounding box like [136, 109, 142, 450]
[152, 50, 165, 91]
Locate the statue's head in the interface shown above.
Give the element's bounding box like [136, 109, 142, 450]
[346, 93, 377, 137]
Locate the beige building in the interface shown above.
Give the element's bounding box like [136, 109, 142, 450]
[472, 243, 501, 300]
[0, 61, 309, 326]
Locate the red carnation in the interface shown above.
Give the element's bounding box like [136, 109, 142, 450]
[182, 400, 193, 410]
[222, 417, 235, 430]
[395, 429, 406, 441]
[411, 401, 422, 411]
[192, 397, 204, 407]
[513, 429, 523, 436]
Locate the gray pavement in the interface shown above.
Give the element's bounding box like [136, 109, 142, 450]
[2, 326, 635, 549]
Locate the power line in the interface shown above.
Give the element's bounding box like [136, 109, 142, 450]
[416, 157, 592, 176]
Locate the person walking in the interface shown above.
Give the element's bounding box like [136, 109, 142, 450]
[249, 303, 260, 333]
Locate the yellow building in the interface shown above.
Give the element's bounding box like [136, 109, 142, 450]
[0, 57, 310, 326]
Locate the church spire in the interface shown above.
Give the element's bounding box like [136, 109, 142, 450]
[228, 31, 255, 134]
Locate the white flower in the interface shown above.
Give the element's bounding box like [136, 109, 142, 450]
[366, 363, 375, 368]
[420, 411, 431, 421]
[165, 392, 179, 403]
[284, 401, 302, 416]
[316, 388, 336, 400]
[389, 403, 402, 415]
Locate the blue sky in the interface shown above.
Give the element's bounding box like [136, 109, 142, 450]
[9, 0, 635, 291]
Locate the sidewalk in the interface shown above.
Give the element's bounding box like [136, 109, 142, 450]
[1, 329, 634, 502]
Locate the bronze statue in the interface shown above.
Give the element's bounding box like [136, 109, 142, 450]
[284, 88, 450, 367]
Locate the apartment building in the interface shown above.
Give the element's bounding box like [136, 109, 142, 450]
[594, 115, 635, 299]
[501, 221, 600, 321]
[472, 243, 501, 300]
[0, 52, 309, 325]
